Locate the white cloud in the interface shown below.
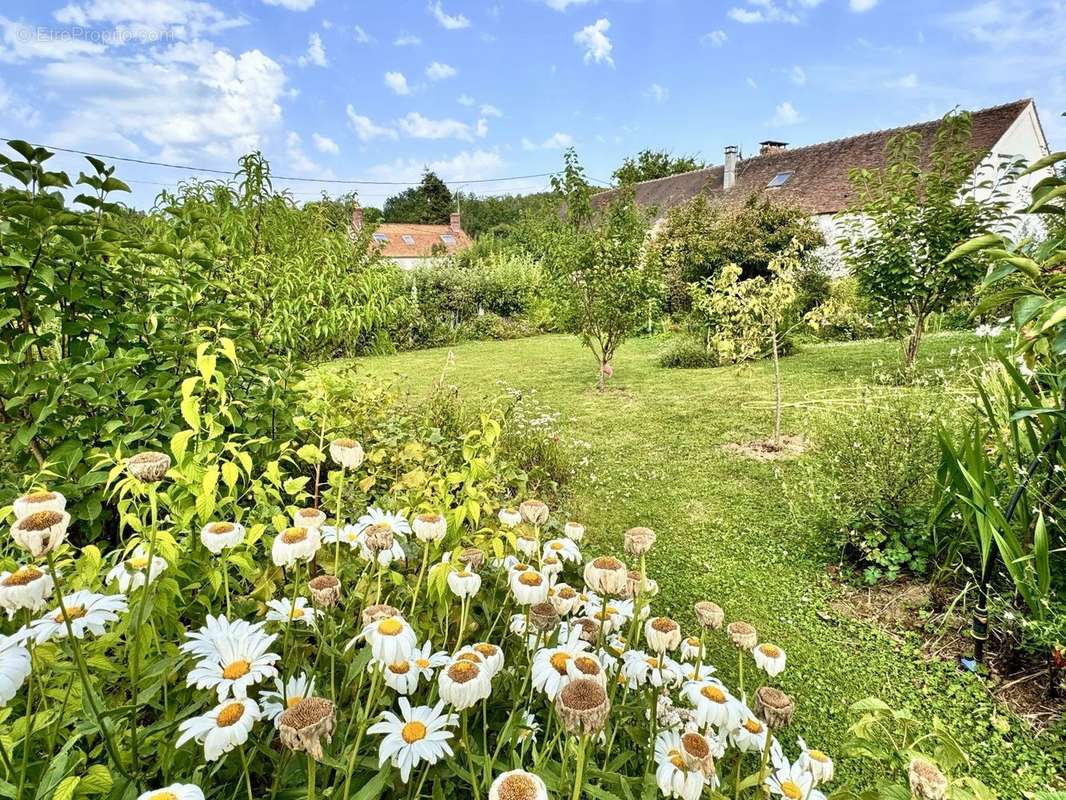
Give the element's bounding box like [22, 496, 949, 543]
[457, 93, 475, 106]
[0, 17, 107, 62]
[884, 72, 918, 89]
[312, 132, 338, 153]
[365, 149, 504, 183]
[544, 0, 594, 9]
[0, 77, 39, 128]
[574, 18, 613, 67]
[398, 111, 473, 140]
[771, 101, 802, 126]
[383, 71, 410, 95]
[789, 65, 806, 85]
[394, 32, 421, 46]
[480, 103, 502, 117]
[646, 83, 669, 103]
[425, 61, 457, 80]
[346, 106, 398, 141]
[850, 0, 877, 10]
[297, 32, 327, 67]
[354, 25, 373, 43]
[286, 131, 321, 173]
[428, 1, 470, 30]
[261, 0, 315, 11]
[54, 0, 246, 40]
[476, 118, 488, 137]
[727, 1, 801, 24]
[701, 30, 728, 47]
[746, 77, 758, 89]
[521, 132, 574, 150]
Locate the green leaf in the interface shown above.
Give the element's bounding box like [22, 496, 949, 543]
[180, 396, 201, 431]
[74, 765, 111, 796]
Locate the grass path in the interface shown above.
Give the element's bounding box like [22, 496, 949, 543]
[332, 332, 1060, 793]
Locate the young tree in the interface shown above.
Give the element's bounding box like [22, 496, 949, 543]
[839, 110, 1013, 369]
[383, 170, 455, 223]
[544, 149, 659, 389]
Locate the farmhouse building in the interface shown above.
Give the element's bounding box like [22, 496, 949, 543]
[351, 207, 472, 269]
[592, 98, 1051, 247]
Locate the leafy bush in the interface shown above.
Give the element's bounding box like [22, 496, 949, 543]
[788, 392, 963, 583]
[804, 278, 878, 341]
[657, 336, 717, 369]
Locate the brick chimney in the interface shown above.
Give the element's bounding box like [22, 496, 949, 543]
[724, 145, 738, 190]
[449, 212, 462, 233]
[351, 205, 364, 233]
[759, 140, 789, 155]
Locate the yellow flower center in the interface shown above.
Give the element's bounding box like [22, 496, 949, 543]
[389, 661, 411, 674]
[518, 572, 543, 587]
[3, 566, 43, 587]
[298, 508, 319, 518]
[378, 618, 403, 636]
[549, 651, 571, 675]
[457, 570, 472, 579]
[605, 606, 617, 615]
[286, 696, 303, 709]
[513, 563, 530, 572]
[780, 780, 803, 800]
[149, 793, 178, 800]
[415, 658, 430, 669]
[701, 685, 726, 703]
[551, 542, 564, 551]
[645, 657, 660, 668]
[559, 588, 577, 599]
[281, 528, 308, 544]
[759, 644, 781, 659]
[809, 749, 829, 763]
[19, 511, 63, 531]
[217, 702, 245, 727]
[223, 660, 251, 680]
[651, 617, 676, 633]
[668, 749, 685, 770]
[402, 721, 427, 744]
[209, 522, 235, 534]
[54, 605, 86, 623]
[128, 556, 150, 570]
[457, 652, 482, 664]
[743, 718, 763, 734]
[25, 491, 56, 502]
[682, 732, 710, 758]
[447, 661, 478, 683]
[686, 637, 700, 647]
[474, 644, 497, 658]
[574, 656, 600, 675]
[290, 607, 304, 619]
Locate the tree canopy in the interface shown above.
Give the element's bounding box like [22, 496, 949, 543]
[383, 170, 455, 224]
[613, 149, 705, 186]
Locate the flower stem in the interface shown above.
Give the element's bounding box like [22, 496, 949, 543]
[16, 642, 34, 800]
[237, 744, 254, 800]
[280, 562, 303, 698]
[129, 484, 160, 773]
[342, 669, 382, 798]
[461, 710, 482, 800]
[733, 751, 743, 800]
[223, 561, 232, 616]
[409, 541, 430, 615]
[333, 467, 346, 571]
[0, 735, 13, 779]
[306, 754, 316, 800]
[570, 735, 588, 800]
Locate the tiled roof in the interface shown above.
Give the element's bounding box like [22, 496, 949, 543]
[592, 99, 1035, 217]
[370, 223, 472, 258]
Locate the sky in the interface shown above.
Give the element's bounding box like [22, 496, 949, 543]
[0, 0, 1063, 208]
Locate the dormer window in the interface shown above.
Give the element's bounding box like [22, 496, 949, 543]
[767, 171, 794, 188]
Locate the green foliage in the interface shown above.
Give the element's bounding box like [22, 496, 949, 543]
[656, 335, 718, 369]
[839, 110, 1015, 367]
[542, 149, 659, 388]
[453, 192, 558, 239]
[788, 392, 963, 583]
[647, 193, 824, 312]
[382, 170, 455, 224]
[612, 148, 705, 186]
[805, 278, 878, 341]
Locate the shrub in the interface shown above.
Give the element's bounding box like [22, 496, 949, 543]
[804, 278, 877, 341]
[657, 336, 717, 369]
[787, 391, 963, 583]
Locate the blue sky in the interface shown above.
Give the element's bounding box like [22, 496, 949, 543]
[0, 0, 1062, 207]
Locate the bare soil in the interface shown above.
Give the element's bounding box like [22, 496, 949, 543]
[722, 434, 807, 461]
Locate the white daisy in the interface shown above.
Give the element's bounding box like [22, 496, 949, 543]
[381, 658, 423, 695]
[368, 698, 456, 783]
[753, 643, 787, 677]
[548, 583, 583, 616]
[467, 642, 504, 677]
[0, 632, 31, 706]
[680, 636, 704, 662]
[645, 617, 682, 653]
[356, 507, 411, 538]
[271, 527, 321, 567]
[176, 697, 260, 761]
[531, 629, 589, 700]
[200, 522, 245, 554]
[106, 546, 168, 593]
[541, 555, 563, 579]
[438, 658, 492, 710]
[447, 569, 481, 599]
[731, 713, 770, 753]
[186, 625, 280, 701]
[28, 590, 128, 645]
[293, 507, 326, 530]
[564, 521, 585, 542]
[261, 673, 317, 726]
[265, 597, 318, 627]
[566, 652, 607, 688]
[798, 737, 835, 785]
[620, 650, 683, 690]
[683, 679, 741, 732]
[136, 784, 205, 800]
[515, 534, 538, 558]
[542, 537, 581, 564]
[0, 564, 54, 618]
[767, 751, 826, 800]
[321, 524, 361, 549]
[516, 711, 540, 744]
[585, 597, 635, 634]
[181, 615, 266, 660]
[511, 569, 549, 605]
[655, 730, 712, 800]
[356, 616, 418, 666]
[13, 490, 66, 521]
[11, 510, 70, 557]
[498, 507, 521, 528]
[412, 513, 447, 543]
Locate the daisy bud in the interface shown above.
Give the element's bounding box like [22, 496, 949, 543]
[645, 617, 682, 653]
[583, 556, 628, 596]
[413, 513, 447, 543]
[363, 523, 394, 554]
[623, 526, 656, 557]
[489, 770, 548, 800]
[555, 678, 610, 735]
[11, 510, 70, 558]
[519, 499, 549, 526]
[694, 601, 725, 630]
[679, 730, 716, 778]
[308, 575, 341, 608]
[754, 685, 794, 730]
[908, 758, 948, 800]
[329, 438, 365, 470]
[361, 603, 401, 626]
[529, 602, 559, 634]
[126, 451, 170, 483]
[278, 696, 336, 761]
[13, 490, 65, 522]
[498, 507, 521, 528]
[294, 507, 326, 530]
[727, 620, 757, 650]
[515, 532, 538, 558]
[459, 547, 485, 572]
[564, 521, 585, 542]
[447, 570, 482, 599]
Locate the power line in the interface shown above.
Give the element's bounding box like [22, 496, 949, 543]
[1, 137, 561, 187]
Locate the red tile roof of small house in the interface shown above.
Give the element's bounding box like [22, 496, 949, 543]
[369, 223, 472, 258]
[592, 99, 1038, 218]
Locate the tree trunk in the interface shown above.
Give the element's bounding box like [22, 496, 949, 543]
[771, 326, 782, 450]
[903, 313, 926, 370]
[597, 360, 606, 391]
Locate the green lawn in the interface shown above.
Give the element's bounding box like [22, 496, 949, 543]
[329, 332, 1061, 794]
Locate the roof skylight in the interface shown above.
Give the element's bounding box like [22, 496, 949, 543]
[767, 171, 794, 188]
[402, 234, 416, 245]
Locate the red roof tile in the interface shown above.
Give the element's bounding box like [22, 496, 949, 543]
[370, 223, 472, 258]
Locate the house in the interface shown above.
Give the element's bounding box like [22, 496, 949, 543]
[592, 98, 1051, 251]
[351, 207, 472, 269]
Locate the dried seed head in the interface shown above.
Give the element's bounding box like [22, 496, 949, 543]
[680, 731, 716, 777]
[518, 500, 549, 526]
[908, 759, 948, 800]
[459, 547, 485, 571]
[363, 523, 394, 553]
[361, 603, 400, 626]
[329, 438, 365, 470]
[529, 602, 559, 634]
[727, 620, 757, 650]
[11, 510, 70, 557]
[127, 451, 171, 483]
[624, 526, 657, 557]
[694, 601, 725, 630]
[572, 616, 601, 644]
[278, 696, 336, 761]
[555, 678, 610, 735]
[755, 685, 795, 730]
[308, 574, 341, 608]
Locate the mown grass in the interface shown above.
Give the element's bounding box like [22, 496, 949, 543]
[329, 332, 1062, 794]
